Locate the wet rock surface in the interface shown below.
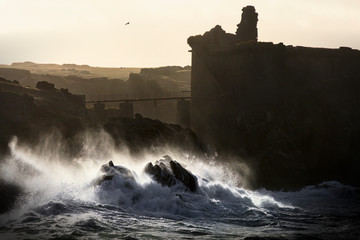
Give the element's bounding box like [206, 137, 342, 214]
[0, 179, 22, 214]
[0, 79, 206, 212]
[144, 155, 197, 192]
[95, 156, 197, 193]
[103, 116, 206, 155]
[94, 161, 135, 187]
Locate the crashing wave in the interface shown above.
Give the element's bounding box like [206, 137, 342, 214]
[94, 155, 198, 193]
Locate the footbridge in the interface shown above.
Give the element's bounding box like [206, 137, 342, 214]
[85, 96, 191, 104]
[86, 96, 192, 127]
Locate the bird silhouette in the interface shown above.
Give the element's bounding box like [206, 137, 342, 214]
[125, 22, 130, 26]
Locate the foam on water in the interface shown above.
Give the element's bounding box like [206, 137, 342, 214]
[1, 132, 359, 239]
[0, 133, 292, 220]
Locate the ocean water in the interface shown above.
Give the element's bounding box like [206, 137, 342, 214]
[0, 137, 359, 240]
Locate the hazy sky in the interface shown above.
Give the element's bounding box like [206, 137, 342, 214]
[1, 0, 360, 67]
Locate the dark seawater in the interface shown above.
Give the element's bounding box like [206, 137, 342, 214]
[0, 139, 359, 239]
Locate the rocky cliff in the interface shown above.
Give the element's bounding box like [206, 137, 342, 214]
[0, 78, 205, 213]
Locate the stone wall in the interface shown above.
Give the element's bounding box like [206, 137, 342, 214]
[188, 10, 360, 189]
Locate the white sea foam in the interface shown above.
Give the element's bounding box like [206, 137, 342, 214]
[1, 133, 359, 239]
[0, 131, 294, 220]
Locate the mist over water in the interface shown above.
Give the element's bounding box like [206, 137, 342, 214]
[0, 131, 359, 239]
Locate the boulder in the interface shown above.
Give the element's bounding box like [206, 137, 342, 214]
[94, 161, 135, 186]
[144, 155, 197, 192]
[0, 179, 22, 214]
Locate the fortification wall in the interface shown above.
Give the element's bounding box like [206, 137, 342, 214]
[189, 35, 360, 189]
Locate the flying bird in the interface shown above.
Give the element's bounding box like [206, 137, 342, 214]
[125, 22, 130, 26]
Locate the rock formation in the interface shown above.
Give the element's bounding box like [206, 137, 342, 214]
[104, 116, 206, 155]
[0, 180, 22, 214]
[144, 155, 197, 192]
[36, 81, 55, 90]
[94, 161, 135, 186]
[95, 156, 198, 192]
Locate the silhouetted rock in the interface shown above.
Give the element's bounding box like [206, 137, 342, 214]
[94, 161, 135, 186]
[0, 179, 22, 214]
[36, 81, 55, 90]
[0, 76, 206, 213]
[144, 155, 197, 192]
[169, 159, 197, 192]
[0, 79, 87, 157]
[134, 113, 143, 119]
[144, 161, 176, 188]
[103, 116, 206, 155]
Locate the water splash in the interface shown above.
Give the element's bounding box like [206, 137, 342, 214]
[0, 131, 292, 221]
[1, 132, 359, 239]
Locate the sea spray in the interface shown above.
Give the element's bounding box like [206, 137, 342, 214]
[0, 133, 360, 239]
[1, 132, 359, 239]
[1, 132, 284, 218]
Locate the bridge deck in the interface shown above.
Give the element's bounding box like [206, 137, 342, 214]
[85, 96, 192, 104]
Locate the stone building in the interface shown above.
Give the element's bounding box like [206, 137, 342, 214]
[236, 5, 258, 42]
[188, 6, 360, 189]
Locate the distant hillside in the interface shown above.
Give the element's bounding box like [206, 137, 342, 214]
[0, 68, 127, 97]
[0, 63, 191, 124]
[0, 63, 191, 98]
[0, 62, 140, 79]
[140, 66, 191, 92]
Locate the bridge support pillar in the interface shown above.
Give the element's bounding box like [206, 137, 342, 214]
[119, 102, 134, 118]
[177, 100, 190, 128]
[94, 102, 105, 121]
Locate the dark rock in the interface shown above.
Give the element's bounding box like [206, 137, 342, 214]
[170, 160, 197, 192]
[144, 155, 197, 192]
[94, 161, 135, 186]
[0, 78, 206, 159]
[0, 79, 88, 157]
[144, 159, 177, 188]
[36, 81, 55, 90]
[0, 179, 22, 214]
[103, 116, 206, 155]
[134, 113, 143, 119]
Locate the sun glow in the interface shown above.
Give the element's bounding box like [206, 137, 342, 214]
[0, 0, 359, 67]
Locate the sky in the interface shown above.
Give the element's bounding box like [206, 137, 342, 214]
[1, 0, 360, 67]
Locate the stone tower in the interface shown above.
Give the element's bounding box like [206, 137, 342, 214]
[236, 5, 258, 42]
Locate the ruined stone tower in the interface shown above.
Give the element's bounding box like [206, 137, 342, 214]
[188, 5, 360, 190]
[236, 5, 258, 42]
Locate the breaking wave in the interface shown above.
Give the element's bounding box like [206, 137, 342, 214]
[0, 134, 359, 239]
